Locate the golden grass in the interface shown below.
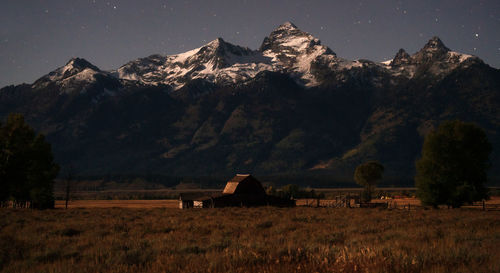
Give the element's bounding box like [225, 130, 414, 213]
[56, 197, 500, 209]
[282, 197, 500, 209]
[1, 207, 499, 273]
[55, 200, 179, 209]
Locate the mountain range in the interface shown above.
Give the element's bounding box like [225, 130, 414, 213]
[1, 22, 499, 184]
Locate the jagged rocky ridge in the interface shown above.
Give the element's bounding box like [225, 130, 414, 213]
[1, 22, 499, 184]
[113, 22, 481, 90]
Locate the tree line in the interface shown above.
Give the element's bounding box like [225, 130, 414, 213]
[0, 112, 493, 209]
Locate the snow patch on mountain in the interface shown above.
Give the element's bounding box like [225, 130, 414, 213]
[381, 59, 393, 66]
[170, 47, 202, 63]
[448, 51, 474, 63]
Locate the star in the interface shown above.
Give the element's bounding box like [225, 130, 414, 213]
[475, 33, 479, 38]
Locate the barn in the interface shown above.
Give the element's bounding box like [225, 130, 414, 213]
[179, 174, 295, 208]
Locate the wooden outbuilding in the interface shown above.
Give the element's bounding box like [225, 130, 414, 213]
[179, 174, 295, 209]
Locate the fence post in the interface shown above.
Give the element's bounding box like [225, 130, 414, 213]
[483, 200, 485, 211]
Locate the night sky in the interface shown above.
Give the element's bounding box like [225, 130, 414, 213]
[1, 0, 499, 87]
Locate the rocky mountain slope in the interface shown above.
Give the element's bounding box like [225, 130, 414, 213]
[1, 22, 499, 184]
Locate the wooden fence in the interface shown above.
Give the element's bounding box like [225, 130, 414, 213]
[297, 198, 500, 211]
[0, 200, 32, 208]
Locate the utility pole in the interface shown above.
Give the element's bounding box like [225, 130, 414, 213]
[64, 165, 75, 209]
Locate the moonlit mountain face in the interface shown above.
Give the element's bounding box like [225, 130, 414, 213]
[1, 22, 499, 183]
[112, 22, 480, 90]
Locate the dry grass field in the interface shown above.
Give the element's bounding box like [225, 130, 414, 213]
[53, 197, 500, 210]
[55, 200, 179, 209]
[1, 207, 499, 273]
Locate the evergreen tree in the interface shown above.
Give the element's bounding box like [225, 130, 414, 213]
[416, 120, 491, 208]
[0, 113, 59, 209]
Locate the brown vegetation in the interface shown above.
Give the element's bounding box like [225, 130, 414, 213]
[1, 207, 499, 273]
[52, 197, 500, 210]
[54, 200, 179, 209]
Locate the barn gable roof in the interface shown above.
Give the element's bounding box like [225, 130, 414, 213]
[222, 174, 266, 195]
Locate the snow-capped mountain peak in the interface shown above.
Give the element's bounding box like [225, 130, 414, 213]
[32, 58, 105, 90]
[44, 57, 101, 82]
[31, 24, 488, 93]
[412, 36, 451, 64]
[116, 38, 272, 89]
[258, 22, 341, 86]
[31, 57, 125, 97]
[384, 36, 480, 78]
[185, 37, 260, 69]
[116, 22, 343, 89]
[259, 21, 333, 55]
[64, 58, 101, 73]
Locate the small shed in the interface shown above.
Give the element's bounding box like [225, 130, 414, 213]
[179, 192, 221, 209]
